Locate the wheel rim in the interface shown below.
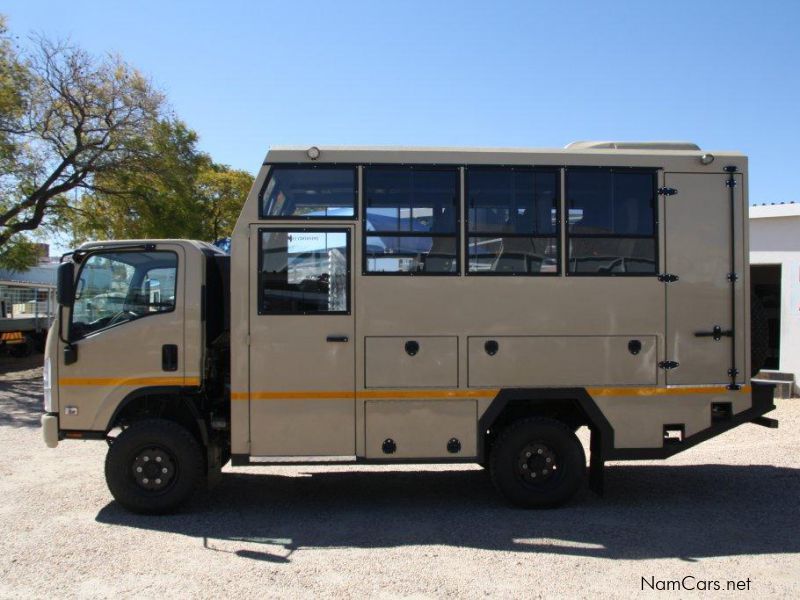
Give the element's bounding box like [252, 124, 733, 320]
[516, 442, 560, 486]
[131, 447, 177, 493]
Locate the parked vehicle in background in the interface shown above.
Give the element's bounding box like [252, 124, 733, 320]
[1, 265, 57, 358]
[41, 142, 777, 513]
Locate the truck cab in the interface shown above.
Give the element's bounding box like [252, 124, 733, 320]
[42, 240, 230, 511]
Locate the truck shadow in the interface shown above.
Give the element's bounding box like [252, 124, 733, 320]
[96, 463, 800, 562]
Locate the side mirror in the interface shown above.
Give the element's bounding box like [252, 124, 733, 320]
[57, 262, 75, 307]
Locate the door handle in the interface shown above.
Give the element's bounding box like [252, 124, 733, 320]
[326, 335, 349, 343]
[694, 325, 733, 342]
[162, 344, 178, 371]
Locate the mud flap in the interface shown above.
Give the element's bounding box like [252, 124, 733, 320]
[589, 426, 605, 496]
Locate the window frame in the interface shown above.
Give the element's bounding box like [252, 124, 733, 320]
[465, 165, 562, 277]
[257, 226, 352, 316]
[258, 163, 359, 221]
[69, 249, 179, 341]
[564, 166, 659, 277]
[361, 164, 461, 277]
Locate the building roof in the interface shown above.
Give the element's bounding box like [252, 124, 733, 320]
[750, 202, 800, 219]
[0, 264, 58, 287]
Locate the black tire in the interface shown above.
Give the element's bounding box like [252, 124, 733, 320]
[751, 292, 769, 376]
[490, 417, 586, 508]
[10, 334, 34, 358]
[105, 418, 204, 514]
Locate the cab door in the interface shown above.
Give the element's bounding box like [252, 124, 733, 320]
[248, 225, 355, 456]
[664, 172, 745, 384]
[58, 244, 186, 431]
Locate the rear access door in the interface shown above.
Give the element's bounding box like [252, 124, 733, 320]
[663, 171, 746, 385]
[248, 225, 355, 456]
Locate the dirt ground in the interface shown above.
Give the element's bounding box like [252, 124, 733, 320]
[1, 355, 798, 599]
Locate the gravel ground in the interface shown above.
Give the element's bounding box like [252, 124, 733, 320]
[0, 355, 798, 599]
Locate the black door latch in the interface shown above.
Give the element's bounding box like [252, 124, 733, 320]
[162, 344, 178, 371]
[694, 325, 733, 342]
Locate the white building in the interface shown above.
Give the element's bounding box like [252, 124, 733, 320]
[750, 202, 800, 393]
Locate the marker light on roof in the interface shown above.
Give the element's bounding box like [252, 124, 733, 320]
[307, 146, 320, 160]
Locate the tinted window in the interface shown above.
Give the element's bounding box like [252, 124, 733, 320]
[364, 167, 459, 274]
[566, 169, 657, 275]
[568, 170, 654, 236]
[259, 229, 349, 313]
[71, 251, 177, 339]
[468, 169, 557, 235]
[261, 167, 356, 218]
[467, 168, 559, 274]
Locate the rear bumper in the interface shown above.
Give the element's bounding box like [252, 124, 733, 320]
[608, 381, 777, 460]
[41, 413, 59, 448]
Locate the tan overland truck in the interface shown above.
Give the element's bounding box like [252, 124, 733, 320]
[41, 142, 778, 513]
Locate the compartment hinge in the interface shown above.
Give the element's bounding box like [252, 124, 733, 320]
[657, 187, 678, 196]
[658, 273, 679, 283]
[659, 360, 680, 370]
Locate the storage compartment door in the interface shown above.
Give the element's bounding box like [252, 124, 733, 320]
[468, 335, 657, 387]
[365, 400, 477, 459]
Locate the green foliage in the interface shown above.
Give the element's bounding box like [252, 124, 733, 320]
[0, 236, 38, 270]
[196, 163, 254, 241]
[69, 119, 253, 243]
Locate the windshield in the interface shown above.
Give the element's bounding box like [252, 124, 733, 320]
[71, 251, 178, 339]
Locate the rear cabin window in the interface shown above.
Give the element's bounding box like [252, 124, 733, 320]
[258, 229, 350, 314]
[566, 169, 657, 275]
[467, 167, 559, 274]
[260, 166, 356, 218]
[363, 166, 459, 274]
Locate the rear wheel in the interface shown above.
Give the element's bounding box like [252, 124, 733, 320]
[490, 417, 586, 508]
[105, 418, 204, 514]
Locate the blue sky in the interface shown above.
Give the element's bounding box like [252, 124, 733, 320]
[5, 0, 800, 204]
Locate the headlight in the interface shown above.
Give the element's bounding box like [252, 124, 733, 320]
[43, 357, 54, 413]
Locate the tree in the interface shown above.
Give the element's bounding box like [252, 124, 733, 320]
[70, 119, 207, 241]
[196, 164, 253, 241]
[70, 118, 253, 244]
[0, 18, 164, 266]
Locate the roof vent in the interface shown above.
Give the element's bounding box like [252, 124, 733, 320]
[565, 141, 701, 151]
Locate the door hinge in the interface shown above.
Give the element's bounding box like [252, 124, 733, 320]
[245, 333, 251, 346]
[658, 273, 679, 282]
[658, 187, 678, 196]
[659, 360, 680, 370]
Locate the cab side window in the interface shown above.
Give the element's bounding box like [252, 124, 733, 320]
[71, 251, 178, 339]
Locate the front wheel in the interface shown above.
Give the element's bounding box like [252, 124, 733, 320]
[105, 418, 204, 514]
[490, 417, 586, 508]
